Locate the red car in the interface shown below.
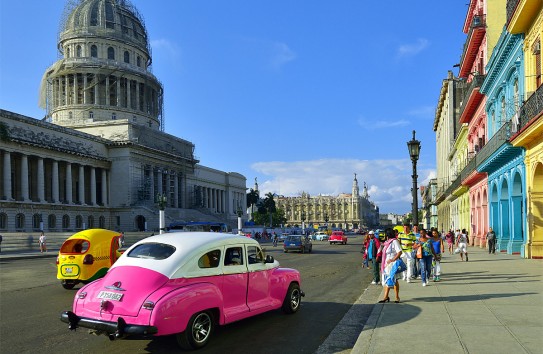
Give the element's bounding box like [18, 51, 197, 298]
[329, 231, 347, 245]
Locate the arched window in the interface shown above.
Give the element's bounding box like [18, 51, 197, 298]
[69, 112, 73, 119]
[124, 51, 130, 63]
[90, 2, 99, 26]
[89, 111, 94, 119]
[48, 214, 56, 229]
[32, 214, 42, 230]
[88, 215, 94, 229]
[112, 112, 117, 120]
[99, 216, 106, 228]
[0, 212, 7, 229]
[105, 1, 115, 29]
[76, 45, 82, 57]
[16, 213, 25, 229]
[76, 215, 83, 229]
[108, 47, 115, 60]
[62, 215, 70, 230]
[66, 47, 71, 58]
[137, 56, 141, 67]
[513, 79, 519, 111]
[91, 45, 98, 58]
[501, 96, 506, 123]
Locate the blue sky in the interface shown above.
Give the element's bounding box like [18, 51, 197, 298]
[0, 1, 467, 214]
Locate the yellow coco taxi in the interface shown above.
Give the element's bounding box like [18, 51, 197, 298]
[57, 229, 123, 289]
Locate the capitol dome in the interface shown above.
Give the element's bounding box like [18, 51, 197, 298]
[59, 0, 151, 65]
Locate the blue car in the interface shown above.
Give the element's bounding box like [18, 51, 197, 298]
[283, 235, 313, 253]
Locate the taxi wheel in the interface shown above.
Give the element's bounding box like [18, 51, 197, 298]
[177, 311, 214, 350]
[282, 283, 301, 314]
[61, 280, 76, 290]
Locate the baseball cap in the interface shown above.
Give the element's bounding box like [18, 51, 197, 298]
[369, 230, 374, 234]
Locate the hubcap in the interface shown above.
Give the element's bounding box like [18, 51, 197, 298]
[290, 289, 300, 310]
[192, 313, 211, 343]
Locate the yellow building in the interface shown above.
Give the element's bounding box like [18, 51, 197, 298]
[508, 0, 543, 258]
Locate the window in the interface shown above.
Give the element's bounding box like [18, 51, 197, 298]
[60, 239, 90, 254]
[108, 47, 115, 60]
[0, 213, 7, 229]
[198, 249, 221, 268]
[247, 246, 265, 264]
[91, 45, 97, 58]
[90, 2, 99, 26]
[62, 214, 70, 230]
[66, 47, 70, 58]
[89, 111, 94, 119]
[124, 51, 130, 63]
[48, 214, 56, 229]
[128, 242, 176, 260]
[112, 112, 116, 120]
[69, 112, 73, 119]
[105, 1, 115, 29]
[137, 56, 141, 67]
[16, 213, 25, 229]
[76, 45, 82, 57]
[88, 215, 94, 228]
[76, 215, 83, 229]
[32, 214, 41, 230]
[224, 247, 243, 266]
[99, 215, 106, 228]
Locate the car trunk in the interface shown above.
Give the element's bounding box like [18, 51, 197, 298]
[81, 266, 169, 317]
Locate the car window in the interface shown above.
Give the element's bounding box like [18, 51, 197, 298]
[198, 249, 221, 268]
[60, 239, 90, 254]
[127, 242, 176, 260]
[247, 246, 265, 264]
[286, 236, 301, 242]
[224, 247, 243, 266]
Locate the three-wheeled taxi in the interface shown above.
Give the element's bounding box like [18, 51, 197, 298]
[57, 229, 123, 289]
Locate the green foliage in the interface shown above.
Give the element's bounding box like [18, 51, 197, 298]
[246, 189, 259, 208]
[253, 208, 286, 227]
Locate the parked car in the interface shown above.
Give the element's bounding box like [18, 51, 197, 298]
[56, 229, 123, 289]
[60, 232, 304, 350]
[329, 231, 348, 245]
[313, 231, 329, 241]
[283, 235, 313, 253]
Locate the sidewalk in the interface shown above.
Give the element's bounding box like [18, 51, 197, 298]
[351, 246, 543, 354]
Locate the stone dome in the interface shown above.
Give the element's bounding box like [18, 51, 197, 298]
[59, 0, 151, 61]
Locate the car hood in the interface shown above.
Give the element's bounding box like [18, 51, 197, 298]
[78, 265, 169, 317]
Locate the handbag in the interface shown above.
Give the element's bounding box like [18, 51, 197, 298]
[416, 244, 423, 259]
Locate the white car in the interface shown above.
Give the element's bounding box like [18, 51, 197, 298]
[313, 232, 329, 241]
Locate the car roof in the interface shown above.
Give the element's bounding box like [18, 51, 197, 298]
[66, 228, 120, 241]
[111, 232, 262, 277]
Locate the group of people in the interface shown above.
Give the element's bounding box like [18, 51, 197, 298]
[361, 224, 479, 304]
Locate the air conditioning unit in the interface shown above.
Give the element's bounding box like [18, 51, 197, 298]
[533, 42, 541, 55]
[473, 16, 481, 26]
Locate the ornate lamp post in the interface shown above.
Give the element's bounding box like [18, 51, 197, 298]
[236, 205, 244, 235]
[407, 130, 421, 228]
[156, 193, 167, 234]
[324, 212, 329, 230]
[301, 210, 306, 234]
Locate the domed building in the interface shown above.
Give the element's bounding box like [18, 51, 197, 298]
[0, 0, 246, 233]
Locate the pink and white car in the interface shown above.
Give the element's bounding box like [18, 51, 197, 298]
[60, 232, 304, 350]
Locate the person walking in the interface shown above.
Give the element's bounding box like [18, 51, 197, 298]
[379, 228, 403, 303]
[486, 227, 497, 254]
[361, 233, 370, 268]
[456, 229, 469, 261]
[431, 229, 444, 282]
[413, 229, 436, 287]
[39, 232, 47, 253]
[367, 231, 381, 284]
[398, 224, 416, 283]
[445, 229, 455, 254]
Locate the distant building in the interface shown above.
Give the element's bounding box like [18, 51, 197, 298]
[0, 0, 246, 233]
[274, 174, 379, 230]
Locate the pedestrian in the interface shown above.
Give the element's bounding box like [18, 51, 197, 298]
[119, 231, 125, 247]
[411, 224, 421, 279]
[379, 228, 404, 303]
[39, 232, 47, 253]
[367, 231, 381, 284]
[486, 227, 497, 254]
[398, 223, 416, 283]
[445, 229, 455, 254]
[361, 233, 370, 268]
[431, 229, 444, 282]
[456, 228, 469, 261]
[413, 229, 436, 287]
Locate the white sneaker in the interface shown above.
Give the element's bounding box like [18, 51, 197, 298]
[371, 281, 377, 285]
[407, 279, 411, 283]
[422, 282, 427, 287]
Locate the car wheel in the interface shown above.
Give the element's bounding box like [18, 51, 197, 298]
[176, 311, 214, 350]
[281, 283, 301, 314]
[329, 242, 332, 245]
[61, 280, 77, 290]
[301, 246, 305, 254]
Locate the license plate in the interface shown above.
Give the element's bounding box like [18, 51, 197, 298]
[65, 267, 72, 274]
[97, 291, 123, 301]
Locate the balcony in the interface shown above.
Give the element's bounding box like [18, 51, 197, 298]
[507, 0, 520, 24]
[459, 74, 486, 124]
[459, 15, 486, 78]
[513, 85, 543, 134]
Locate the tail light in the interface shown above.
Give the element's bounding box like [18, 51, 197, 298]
[83, 254, 94, 264]
[56, 256, 59, 265]
[142, 301, 155, 310]
[78, 292, 87, 299]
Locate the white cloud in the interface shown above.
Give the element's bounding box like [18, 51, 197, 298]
[251, 158, 429, 214]
[270, 41, 297, 70]
[407, 105, 434, 119]
[357, 117, 410, 130]
[397, 38, 429, 58]
[151, 38, 181, 59]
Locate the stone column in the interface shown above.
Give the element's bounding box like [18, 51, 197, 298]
[83, 74, 88, 104]
[79, 165, 85, 204]
[157, 169, 163, 195]
[37, 157, 45, 202]
[101, 169, 108, 206]
[3, 151, 12, 200]
[21, 154, 29, 201]
[65, 75, 69, 105]
[73, 73, 78, 104]
[94, 75, 99, 105]
[117, 77, 121, 107]
[105, 76, 110, 106]
[66, 162, 72, 204]
[136, 81, 140, 111]
[90, 167, 96, 205]
[127, 79, 132, 109]
[173, 173, 179, 208]
[149, 168, 155, 204]
[52, 160, 59, 203]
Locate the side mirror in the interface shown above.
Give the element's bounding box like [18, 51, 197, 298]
[265, 255, 274, 263]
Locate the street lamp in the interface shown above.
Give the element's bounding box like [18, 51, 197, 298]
[301, 211, 306, 234]
[236, 205, 244, 235]
[407, 130, 421, 228]
[156, 193, 167, 234]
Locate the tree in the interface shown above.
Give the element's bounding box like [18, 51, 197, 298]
[246, 189, 259, 209]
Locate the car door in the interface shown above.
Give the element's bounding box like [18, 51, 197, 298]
[222, 245, 249, 322]
[245, 245, 273, 311]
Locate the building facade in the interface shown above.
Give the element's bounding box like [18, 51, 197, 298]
[0, 0, 246, 233]
[274, 175, 379, 230]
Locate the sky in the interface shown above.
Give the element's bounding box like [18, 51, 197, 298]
[0, 1, 467, 214]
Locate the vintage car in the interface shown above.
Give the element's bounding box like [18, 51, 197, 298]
[57, 229, 123, 289]
[329, 231, 348, 245]
[313, 231, 329, 241]
[283, 235, 313, 253]
[60, 232, 304, 350]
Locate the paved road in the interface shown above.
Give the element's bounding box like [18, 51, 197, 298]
[0, 234, 374, 353]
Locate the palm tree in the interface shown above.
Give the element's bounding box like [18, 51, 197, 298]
[246, 189, 260, 221]
[264, 192, 277, 227]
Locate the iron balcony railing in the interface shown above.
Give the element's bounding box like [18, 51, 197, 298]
[514, 85, 543, 133]
[459, 74, 486, 119]
[507, 0, 520, 25]
[459, 15, 487, 72]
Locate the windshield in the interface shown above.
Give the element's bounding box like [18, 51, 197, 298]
[127, 242, 176, 260]
[286, 236, 301, 242]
